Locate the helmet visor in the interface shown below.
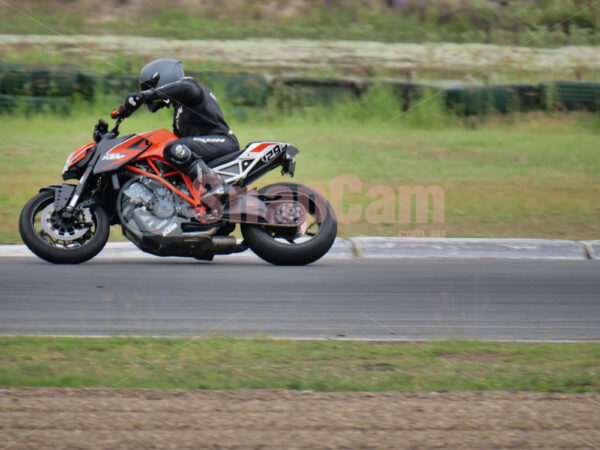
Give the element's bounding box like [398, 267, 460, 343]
[140, 72, 160, 91]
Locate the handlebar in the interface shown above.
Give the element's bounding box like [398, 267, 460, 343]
[111, 116, 123, 136]
[94, 108, 124, 142]
[109, 103, 126, 135]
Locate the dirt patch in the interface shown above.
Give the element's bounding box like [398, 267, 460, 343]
[1, 387, 599, 449]
[3, 35, 600, 79]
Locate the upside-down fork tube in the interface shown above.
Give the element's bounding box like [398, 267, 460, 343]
[65, 163, 95, 213]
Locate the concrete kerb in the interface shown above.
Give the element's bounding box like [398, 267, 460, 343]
[0, 237, 596, 260]
[0, 238, 355, 260]
[348, 237, 592, 260]
[581, 241, 600, 260]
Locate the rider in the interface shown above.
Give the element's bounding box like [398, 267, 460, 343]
[117, 58, 239, 208]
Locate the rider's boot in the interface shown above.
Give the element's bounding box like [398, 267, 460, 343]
[164, 142, 240, 223]
[189, 160, 227, 223]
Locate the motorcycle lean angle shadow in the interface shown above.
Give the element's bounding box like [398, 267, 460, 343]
[19, 110, 337, 266]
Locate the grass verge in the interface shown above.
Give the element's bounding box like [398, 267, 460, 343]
[1, 99, 599, 243]
[0, 336, 598, 392]
[2, 1, 600, 47]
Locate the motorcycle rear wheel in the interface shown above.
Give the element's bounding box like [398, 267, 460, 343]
[19, 190, 109, 264]
[241, 183, 337, 265]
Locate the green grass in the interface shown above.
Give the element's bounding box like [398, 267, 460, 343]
[3, 2, 600, 83]
[0, 336, 598, 392]
[2, 1, 600, 47]
[1, 94, 599, 243]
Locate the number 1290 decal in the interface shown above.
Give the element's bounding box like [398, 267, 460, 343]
[261, 145, 286, 163]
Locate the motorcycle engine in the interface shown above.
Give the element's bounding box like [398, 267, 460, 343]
[118, 177, 195, 238]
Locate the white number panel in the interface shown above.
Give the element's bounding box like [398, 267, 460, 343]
[213, 141, 290, 184]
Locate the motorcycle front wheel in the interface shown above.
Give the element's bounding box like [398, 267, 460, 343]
[241, 183, 337, 265]
[19, 190, 109, 264]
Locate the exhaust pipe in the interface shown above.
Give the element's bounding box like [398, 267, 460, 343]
[212, 236, 242, 254]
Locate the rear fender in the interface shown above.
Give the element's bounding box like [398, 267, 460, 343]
[281, 145, 298, 177]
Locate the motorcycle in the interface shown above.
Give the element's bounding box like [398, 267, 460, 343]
[19, 108, 337, 265]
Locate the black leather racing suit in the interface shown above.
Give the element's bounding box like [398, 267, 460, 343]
[141, 77, 239, 173]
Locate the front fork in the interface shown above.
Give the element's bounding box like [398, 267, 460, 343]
[63, 164, 94, 217]
[61, 149, 107, 218]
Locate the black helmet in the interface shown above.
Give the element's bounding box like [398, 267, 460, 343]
[139, 58, 185, 112]
[139, 58, 184, 91]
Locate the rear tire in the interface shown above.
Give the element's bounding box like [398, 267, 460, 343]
[241, 183, 337, 265]
[19, 190, 109, 264]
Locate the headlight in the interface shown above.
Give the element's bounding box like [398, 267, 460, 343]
[62, 152, 74, 174]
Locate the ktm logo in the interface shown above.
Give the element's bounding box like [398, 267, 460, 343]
[102, 153, 126, 161]
[162, 223, 178, 236]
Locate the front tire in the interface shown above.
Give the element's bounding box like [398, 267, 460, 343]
[19, 190, 109, 264]
[241, 183, 337, 265]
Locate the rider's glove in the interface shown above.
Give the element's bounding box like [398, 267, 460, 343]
[121, 93, 143, 118]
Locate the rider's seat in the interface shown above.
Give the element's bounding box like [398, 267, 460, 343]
[207, 141, 274, 168]
[207, 149, 244, 168]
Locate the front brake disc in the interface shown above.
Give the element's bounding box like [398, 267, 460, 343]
[40, 204, 90, 241]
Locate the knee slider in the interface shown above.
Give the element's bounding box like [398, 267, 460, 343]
[165, 143, 192, 164]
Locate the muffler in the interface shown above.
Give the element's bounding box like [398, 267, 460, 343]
[212, 236, 247, 254]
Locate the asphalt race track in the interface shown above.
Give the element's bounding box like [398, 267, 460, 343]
[1, 254, 599, 341]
